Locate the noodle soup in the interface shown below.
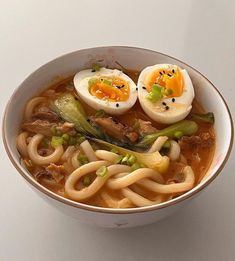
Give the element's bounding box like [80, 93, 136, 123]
[16, 66, 215, 209]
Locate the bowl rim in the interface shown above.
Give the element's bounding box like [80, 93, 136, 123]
[2, 45, 234, 214]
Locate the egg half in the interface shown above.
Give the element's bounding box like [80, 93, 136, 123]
[74, 68, 138, 115]
[137, 64, 195, 124]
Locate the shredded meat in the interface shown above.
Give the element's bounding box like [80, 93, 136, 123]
[179, 133, 215, 149]
[32, 107, 60, 122]
[90, 116, 139, 143]
[137, 119, 157, 136]
[46, 163, 66, 183]
[56, 122, 76, 136]
[22, 120, 57, 136]
[34, 169, 51, 181]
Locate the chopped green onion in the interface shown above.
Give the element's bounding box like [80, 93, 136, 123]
[103, 79, 112, 86]
[92, 64, 101, 72]
[83, 175, 91, 186]
[88, 78, 97, 87]
[95, 109, 106, 117]
[113, 155, 124, 164]
[62, 133, 70, 141]
[147, 84, 163, 103]
[96, 166, 108, 177]
[164, 88, 174, 96]
[127, 155, 137, 165]
[174, 131, 184, 139]
[51, 136, 64, 147]
[77, 136, 86, 144]
[131, 163, 141, 171]
[121, 154, 130, 165]
[110, 148, 119, 154]
[78, 154, 89, 165]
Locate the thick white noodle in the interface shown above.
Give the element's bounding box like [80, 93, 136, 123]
[24, 97, 46, 120]
[17, 132, 29, 157]
[80, 140, 98, 162]
[71, 151, 80, 169]
[106, 168, 163, 190]
[148, 136, 168, 153]
[65, 161, 131, 201]
[27, 134, 64, 165]
[61, 146, 76, 161]
[95, 150, 118, 162]
[168, 140, 181, 161]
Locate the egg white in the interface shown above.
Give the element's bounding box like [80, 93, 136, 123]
[74, 68, 138, 115]
[138, 64, 195, 124]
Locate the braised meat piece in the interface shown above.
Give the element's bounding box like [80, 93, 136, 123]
[90, 116, 139, 143]
[137, 119, 157, 136]
[22, 120, 57, 136]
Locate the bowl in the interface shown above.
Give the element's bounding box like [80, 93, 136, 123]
[3, 46, 233, 228]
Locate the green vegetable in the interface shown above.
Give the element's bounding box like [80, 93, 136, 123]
[127, 155, 137, 165]
[77, 136, 86, 144]
[51, 136, 64, 147]
[162, 140, 171, 149]
[121, 154, 130, 165]
[147, 84, 163, 103]
[96, 166, 108, 177]
[174, 131, 184, 139]
[113, 155, 124, 164]
[92, 138, 169, 173]
[78, 154, 89, 165]
[62, 133, 70, 141]
[137, 120, 198, 147]
[191, 112, 214, 124]
[131, 163, 141, 171]
[95, 109, 106, 117]
[92, 64, 101, 72]
[88, 78, 97, 87]
[54, 93, 100, 137]
[103, 79, 112, 85]
[110, 148, 119, 154]
[68, 136, 77, 145]
[83, 175, 91, 186]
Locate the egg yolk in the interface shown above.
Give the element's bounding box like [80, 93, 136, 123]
[89, 76, 130, 102]
[145, 66, 184, 97]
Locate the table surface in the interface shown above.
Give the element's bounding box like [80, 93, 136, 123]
[1, 1, 234, 260]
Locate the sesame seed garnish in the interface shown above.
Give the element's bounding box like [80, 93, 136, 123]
[75, 97, 78, 100]
[122, 84, 125, 87]
[172, 69, 175, 73]
[172, 98, 175, 102]
[165, 106, 169, 110]
[116, 103, 119, 107]
[91, 69, 95, 72]
[136, 87, 138, 91]
[162, 102, 167, 106]
[163, 70, 166, 74]
[167, 73, 172, 77]
[142, 86, 146, 90]
[159, 72, 163, 75]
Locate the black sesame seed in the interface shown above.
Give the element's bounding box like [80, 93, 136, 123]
[172, 98, 175, 102]
[142, 86, 146, 90]
[122, 84, 125, 87]
[116, 103, 119, 107]
[167, 73, 172, 77]
[101, 78, 103, 81]
[159, 72, 163, 75]
[136, 87, 138, 91]
[116, 86, 121, 89]
[91, 69, 95, 72]
[165, 106, 169, 110]
[75, 97, 78, 100]
[163, 70, 166, 74]
[87, 119, 90, 122]
[172, 69, 175, 73]
[162, 102, 167, 106]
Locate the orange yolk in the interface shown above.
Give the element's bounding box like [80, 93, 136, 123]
[89, 76, 130, 102]
[145, 67, 184, 97]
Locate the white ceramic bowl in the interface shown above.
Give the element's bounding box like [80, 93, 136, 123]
[3, 46, 233, 228]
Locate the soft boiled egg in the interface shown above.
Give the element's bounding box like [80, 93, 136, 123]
[73, 67, 138, 115]
[137, 64, 195, 124]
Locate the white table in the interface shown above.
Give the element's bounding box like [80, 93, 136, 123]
[0, 1, 234, 260]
